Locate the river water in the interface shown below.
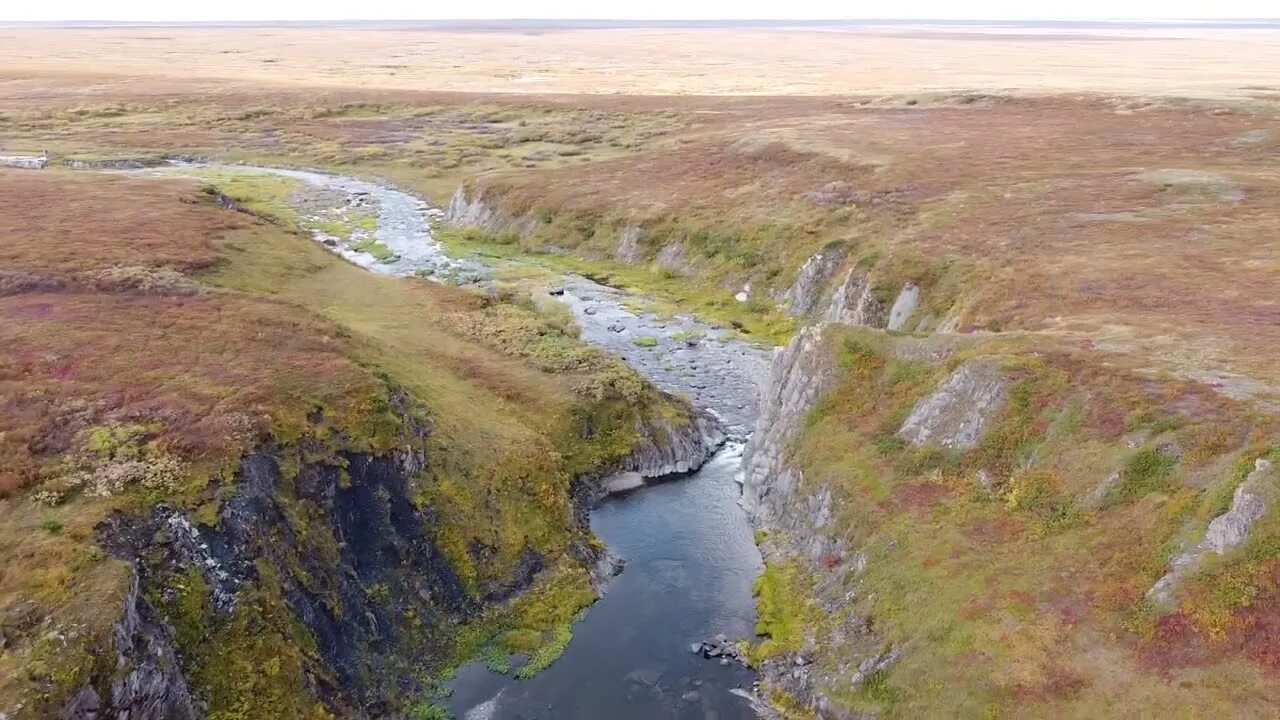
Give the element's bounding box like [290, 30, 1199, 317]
[147, 165, 771, 719]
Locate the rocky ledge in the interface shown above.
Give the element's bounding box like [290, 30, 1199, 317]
[622, 411, 726, 479]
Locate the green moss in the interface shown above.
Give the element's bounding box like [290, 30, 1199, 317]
[435, 226, 795, 346]
[631, 336, 659, 348]
[352, 237, 399, 262]
[23, 624, 112, 707]
[408, 704, 452, 720]
[1107, 448, 1177, 504]
[452, 563, 596, 680]
[304, 210, 379, 242]
[169, 562, 331, 720]
[750, 562, 821, 663]
[153, 567, 213, 652]
[515, 623, 574, 679]
[837, 337, 883, 372]
[193, 499, 221, 527]
[84, 423, 152, 460]
[186, 170, 305, 225]
[861, 670, 901, 709]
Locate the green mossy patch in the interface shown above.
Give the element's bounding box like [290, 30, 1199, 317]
[1107, 448, 1178, 505]
[153, 562, 331, 720]
[435, 226, 796, 346]
[453, 563, 596, 680]
[749, 561, 823, 664]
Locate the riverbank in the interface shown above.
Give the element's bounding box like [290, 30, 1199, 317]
[0, 165, 741, 718]
[156, 163, 773, 717]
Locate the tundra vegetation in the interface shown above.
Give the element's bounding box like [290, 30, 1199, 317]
[2, 24, 1280, 720]
[755, 328, 1280, 716]
[0, 169, 698, 716]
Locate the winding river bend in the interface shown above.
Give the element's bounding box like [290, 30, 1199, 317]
[152, 165, 770, 719]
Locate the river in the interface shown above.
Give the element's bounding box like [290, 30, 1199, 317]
[147, 165, 771, 720]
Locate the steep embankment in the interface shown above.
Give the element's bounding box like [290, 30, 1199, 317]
[422, 98, 1280, 715]
[0, 168, 719, 719]
[740, 325, 1280, 717]
[427, 112, 1280, 714]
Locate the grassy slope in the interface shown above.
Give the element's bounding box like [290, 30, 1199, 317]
[0, 168, 686, 716]
[755, 327, 1280, 717]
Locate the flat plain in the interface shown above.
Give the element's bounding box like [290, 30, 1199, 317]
[2, 24, 1280, 97]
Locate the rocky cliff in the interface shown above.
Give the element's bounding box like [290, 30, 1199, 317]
[740, 319, 1280, 717]
[622, 411, 726, 479]
[65, 407, 477, 718]
[58, 574, 197, 720]
[821, 270, 885, 328]
[778, 252, 844, 318]
[445, 187, 540, 239]
[47, 387, 722, 720]
[741, 325, 839, 560]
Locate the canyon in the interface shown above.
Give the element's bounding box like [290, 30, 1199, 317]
[2, 21, 1280, 719]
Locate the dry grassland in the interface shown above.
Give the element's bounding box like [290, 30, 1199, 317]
[1, 61, 1276, 396]
[1, 26, 1279, 99]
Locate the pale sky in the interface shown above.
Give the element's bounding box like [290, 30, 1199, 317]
[1, 0, 1274, 22]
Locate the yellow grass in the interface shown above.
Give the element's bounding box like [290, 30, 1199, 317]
[2, 26, 1280, 99]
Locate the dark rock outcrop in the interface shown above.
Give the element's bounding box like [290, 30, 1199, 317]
[93, 439, 477, 718]
[58, 571, 198, 720]
[68, 389, 722, 718]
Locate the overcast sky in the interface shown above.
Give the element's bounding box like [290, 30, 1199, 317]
[2, 0, 1275, 22]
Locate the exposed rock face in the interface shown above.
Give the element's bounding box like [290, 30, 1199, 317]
[885, 283, 920, 331]
[654, 243, 687, 275]
[95, 438, 476, 717]
[445, 187, 507, 231]
[614, 225, 644, 263]
[742, 331, 1023, 718]
[444, 187, 538, 238]
[602, 471, 646, 494]
[59, 573, 198, 720]
[822, 269, 886, 328]
[741, 326, 839, 535]
[898, 360, 1007, 449]
[620, 411, 726, 479]
[780, 251, 844, 318]
[756, 646, 900, 720]
[1148, 458, 1276, 604]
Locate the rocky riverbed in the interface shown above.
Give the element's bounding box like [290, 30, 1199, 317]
[139, 163, 772, 719]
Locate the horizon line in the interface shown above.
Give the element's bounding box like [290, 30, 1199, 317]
[4, 17, 1280, 25]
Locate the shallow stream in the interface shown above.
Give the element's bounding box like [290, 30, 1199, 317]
[146, 165, 771, 719]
